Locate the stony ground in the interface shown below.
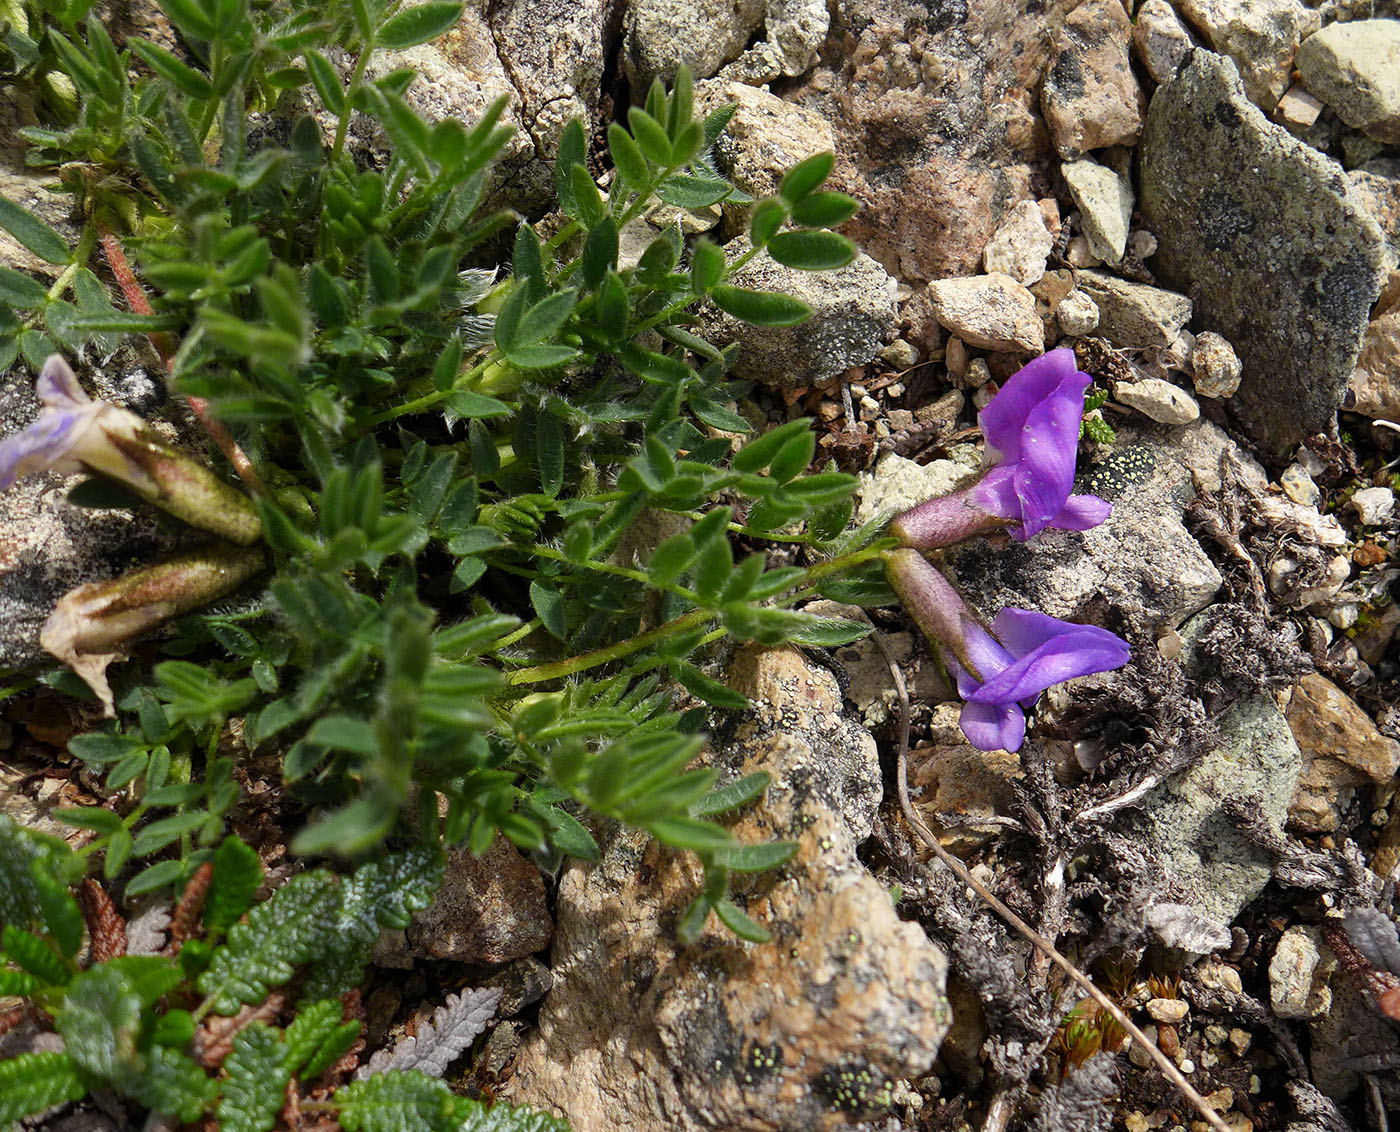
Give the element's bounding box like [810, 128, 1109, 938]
[3, 0, 1400, 1130]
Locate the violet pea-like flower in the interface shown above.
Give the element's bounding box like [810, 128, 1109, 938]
[0, 355, 261, 545]
[891, 348, 1111, 549]
[886, 549, 1130, 751]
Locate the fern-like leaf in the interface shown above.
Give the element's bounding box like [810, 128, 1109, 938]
[127, 1045, 219, 1123]
[219, 1022, 292, 1132]
[357, 986, 500, 1080]
[56, 964, 144, 1079]
[454, 1098, 572, 1132]
[0, 1051, 85, 1121]
[302, 849, 444, 1000]
[197, 871, 339, 1015]
[334, 1070, 457, 1132]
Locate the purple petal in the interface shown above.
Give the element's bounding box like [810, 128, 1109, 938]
[977, 348, 1080, 463]
[959, 698, 1026, 751]
[966, 613, 1131, 704]
[1047, 493, 1112, 532]
[1005, 369, 1092, 540]
[0, 412, 80, 490]
[969, 465, 1021, 524]
[37, 355, 90, 410]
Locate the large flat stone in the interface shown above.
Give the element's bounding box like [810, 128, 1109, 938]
[1138, 50, 1387, 461]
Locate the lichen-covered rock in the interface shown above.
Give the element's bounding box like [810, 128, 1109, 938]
[622, 0, 764, 88]
[509, 647, 950, 1132]
[1040, 0, 1144, 160]
[1061, 158, 1133, 264]
[1176, 0, 1319, 108]
[1191, 331, 1243, 398]
[1139, 51, 1387, 459]
[717, 0, 829, 85]
[1130, 680, 1302, 924]
[1348, 163, 1400, 271]
[1074, 270, 1192, 350]
[1296, 19, 1400, 144]
[697, 237, 896, 387]
[1285, 673, 1400, 833]
[924, 274, 1044, 354]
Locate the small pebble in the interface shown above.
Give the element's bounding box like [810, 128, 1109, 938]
[1057, 290, 1100, 336]
[1228, 1028, 1251, 1055]
[1280, 463, 1321, 508]
[1146, 997, 1190, 1024]
[1191, 331, 1242, 398]
[1129, 229, 1158, 260]
[945, 336, 968, 379]
[1329, 603, 1359, 630]
[1179, 1059, 1195, 1074]
[1349, 486, 1395, 525]
[965, 358, 992, 389]
[1066, 235, 1103, 268]
[880, 339, 919, 368]
[1197, 961, 1243, 994]
[1114, 378, 1200, 424]
[886, 382, 905, 399]
[1275, 83, 1324, 132]
[887, 408, 915, 432]
[1204, 1024, 1230, 1046]
[858, 395, 880, 420]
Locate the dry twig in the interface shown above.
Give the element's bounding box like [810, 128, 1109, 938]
[870, 628, 1232, 1132]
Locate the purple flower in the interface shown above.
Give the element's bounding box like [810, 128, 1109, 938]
[891, 348, 1111, 549]
[0, 355, 261, 545]
[886, 548, 1130, 751]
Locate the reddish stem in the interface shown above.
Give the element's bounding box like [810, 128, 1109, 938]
[97, 225, 269, 499]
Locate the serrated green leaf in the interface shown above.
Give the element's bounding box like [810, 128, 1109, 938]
[220, 1023, 291, 1132]
[0, 1052, 85, 1122]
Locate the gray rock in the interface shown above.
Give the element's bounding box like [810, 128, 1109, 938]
[1075, 270, 1192, 349]
[1041, 0, 1144, 160]
[982, 200, 1055, 286]
[716, 0, 829, 85]
[943, 420, 1232, 634]
[1130, 671, 1302, 924]
[1176, 0, 1319, 108]
[1190, 331, 1243, 398]
[854, 450, 981, 529]
[508, 646, 950, 1132]
[1113, 377, 1201, 425]
[925, 274, 1044, 354]
[1062, 159, 1133, 264]
[1296, 19, 1400, 144]
[1138, 51, 1387, 459]
[1132, 0, 1198, 84]
[695, 80, 834, 237]
[697, 237, 897, 387]
[1056, 290, 1101, 336]
[623, 0, 764, 89]
[1269, 925, 1332, 1019]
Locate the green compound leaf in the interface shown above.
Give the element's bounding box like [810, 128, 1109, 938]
[710, 286, 810, 327]
[56, 964, 143, 1080]
[204, 835, 264, 934]
[127, 1045, 218, 1123]
[0, 1052, 85, 1122]
[219, 1023, 292, 1132]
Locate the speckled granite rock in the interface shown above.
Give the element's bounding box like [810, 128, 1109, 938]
[1040, 0, 1144, 159]
[509, 646, 950, 1132]
[781, 0, 1076, 281]
[697, 237, 896, 387]
[1175, 0, 1318, 108]
[1139, 50, 1387, 460]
